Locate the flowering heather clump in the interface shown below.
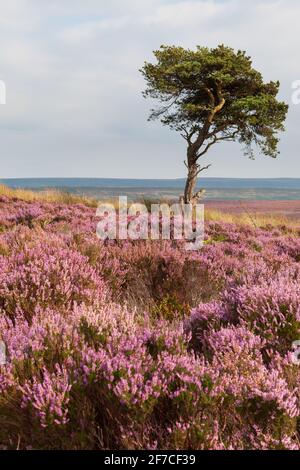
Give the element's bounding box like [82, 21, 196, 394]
[0, 242, 107, 320]
[0, 196, 299, 449]
[20, 365, 71, 428]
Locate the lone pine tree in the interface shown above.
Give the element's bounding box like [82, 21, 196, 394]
[141, 45, 288, 203]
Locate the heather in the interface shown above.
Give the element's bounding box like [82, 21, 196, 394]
[0, 196, 300, 450]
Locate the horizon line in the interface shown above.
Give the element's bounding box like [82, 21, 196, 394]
[1, 177, 300, 181]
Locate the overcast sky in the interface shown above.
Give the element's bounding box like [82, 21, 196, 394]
[0, 0, 300, 179]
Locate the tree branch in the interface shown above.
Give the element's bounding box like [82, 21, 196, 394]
[196, 129, 239, 159]
[151, 93, 181, 119]
[196, 163, 212, 175]
[197, 135, 218, 158]
[180, 126, 198, 144]
[188, 83, 226, 162]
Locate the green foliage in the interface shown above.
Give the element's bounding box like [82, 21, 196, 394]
[141, 44, 288, 161]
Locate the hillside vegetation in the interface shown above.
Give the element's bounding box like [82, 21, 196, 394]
[0, 194, 299, 449]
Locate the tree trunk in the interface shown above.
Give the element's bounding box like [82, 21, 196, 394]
[184, 163, 198, 204]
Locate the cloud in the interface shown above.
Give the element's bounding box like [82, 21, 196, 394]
[143, 0, 229, 27]
[0, 0, 299, 178]
[60, 17, 130, 44]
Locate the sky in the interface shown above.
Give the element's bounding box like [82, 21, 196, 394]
[0, 0, 300, 179]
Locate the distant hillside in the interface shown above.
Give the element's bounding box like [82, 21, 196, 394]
[1, 177, 300, 190]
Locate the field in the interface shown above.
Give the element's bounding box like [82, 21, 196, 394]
[0, 188, 300, 450]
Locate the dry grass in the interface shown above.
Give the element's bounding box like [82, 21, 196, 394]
[0, 184, 98, 207]
[0, 184, 298, 230]
[205, 208, 299, 230]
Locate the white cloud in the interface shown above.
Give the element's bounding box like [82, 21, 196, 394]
[144, 0, 229, 27]
[60, 17, 130, 44]
[0, 0, 37, 31]
[0, 0, 299, 178]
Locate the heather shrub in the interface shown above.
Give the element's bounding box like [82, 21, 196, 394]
[185, 301, 232, 353]
[0, 243, 107, 320]
[0, 196, 300, 450]
[151, 294, 189, 321]
[72, 236, 130, 297]
[186, 326, 299, 449]
[111, 242, 224, 311]
[229, 274, 300, 355]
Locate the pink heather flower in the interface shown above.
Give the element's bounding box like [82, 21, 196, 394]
[0, 197, 300, 449]
[0, 242, 107, 319]
[19, 364, 71, 428]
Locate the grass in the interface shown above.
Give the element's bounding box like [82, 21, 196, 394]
[0, 184, 98, 207]
[0, 184, 298, 230]
[204, 209, 299, 230]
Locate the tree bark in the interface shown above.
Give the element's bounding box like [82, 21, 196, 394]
[184, 163, 198, 204]
[183, 84, 226, 204]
